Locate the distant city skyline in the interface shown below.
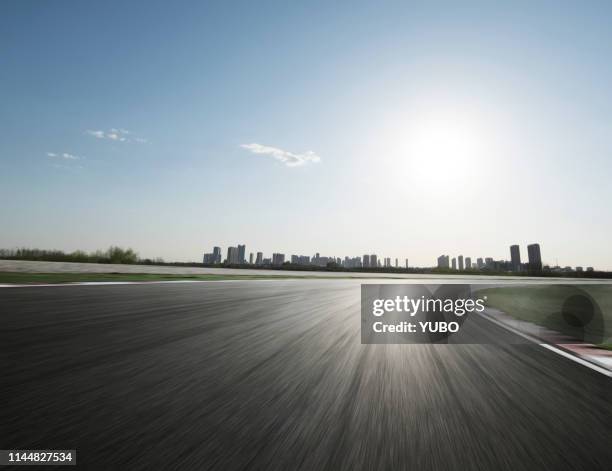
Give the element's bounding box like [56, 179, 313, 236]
[205, 241, 600, 273]
[435, 243, 594, 273]
[1, 2, 611, 270]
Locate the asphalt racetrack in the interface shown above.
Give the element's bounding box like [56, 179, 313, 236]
[2, 281, 611, 470]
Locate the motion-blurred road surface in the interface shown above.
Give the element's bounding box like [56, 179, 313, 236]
[2, 281, 611, 470]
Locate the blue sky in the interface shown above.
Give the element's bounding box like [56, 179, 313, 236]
[1, 1, 611, 269]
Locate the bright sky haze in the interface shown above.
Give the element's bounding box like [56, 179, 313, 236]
[1, 1, 611, 269]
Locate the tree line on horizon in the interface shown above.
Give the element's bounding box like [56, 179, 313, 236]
[0, 247, 148, 265]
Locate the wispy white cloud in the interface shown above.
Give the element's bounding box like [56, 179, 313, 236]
[240, 143, 321, 167]
[47, 151, 83, 160]
[85, 128, 147, 143]
[107, 132, 127, 142]
[86, 130, 106, 139]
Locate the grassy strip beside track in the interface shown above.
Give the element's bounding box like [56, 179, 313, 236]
[482, 285, 612, 348]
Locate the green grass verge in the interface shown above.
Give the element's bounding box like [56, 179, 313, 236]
[481, 285, 612, 348]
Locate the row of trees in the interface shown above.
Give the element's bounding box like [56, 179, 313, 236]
[0, 247, 140, 264]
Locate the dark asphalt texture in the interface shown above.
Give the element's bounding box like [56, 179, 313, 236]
[2, 281, 611, 470]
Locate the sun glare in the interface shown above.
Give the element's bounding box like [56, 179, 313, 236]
[406, 118, 486, 184]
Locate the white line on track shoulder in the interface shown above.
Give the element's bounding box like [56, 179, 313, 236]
[477, 311, 611, 377]
[0, 279, 340, 288]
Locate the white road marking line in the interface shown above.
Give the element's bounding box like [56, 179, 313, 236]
[0, 279, 347, 288]
[477, 311, 612, 377]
